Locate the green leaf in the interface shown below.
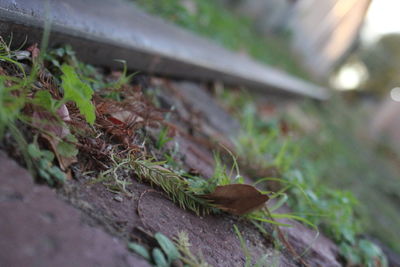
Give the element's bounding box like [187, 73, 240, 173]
[341, 227, 356, 245]
[27, 142, 65, 185]
[54, 47, 66, 57]
[57, 140, 78, 158]
[156, 126, 172, 149]
[42, 150, 55, 162]
[28, 143, 55, 161]
[33, 90, 56, 110]
[359, 239, 383, 259]
[128, 243, 150, 260]
[154, 232, 180, 264]
[28, 143, 42, 159]
[48, 166, 66, 182]
[0, 78, 25, 137]
[339, 242, 361, 265]
[152, 248, 168, 267]
[57, 134, 78, 157]
[61, 64, 95, 124]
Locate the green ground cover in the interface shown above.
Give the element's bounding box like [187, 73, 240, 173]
[216, 88, 394, 266]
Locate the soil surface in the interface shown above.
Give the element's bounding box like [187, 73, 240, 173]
[0, 151, 150, 267]
[0, 77, 341, 266]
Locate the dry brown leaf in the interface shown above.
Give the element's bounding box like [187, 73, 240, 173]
[93, 89, 163, 149]
[42, 134, 77, 171]
[200, 184, 269, 215]
[32, 106, 77, 171]
[32, 108, 69, 137]
[111, 110, 144, 124]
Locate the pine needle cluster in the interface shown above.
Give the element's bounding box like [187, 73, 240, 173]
[130, 158, 214, 215]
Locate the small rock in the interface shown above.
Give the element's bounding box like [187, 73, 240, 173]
[113, 195, 123, 202]
[14, 50, 30, 60]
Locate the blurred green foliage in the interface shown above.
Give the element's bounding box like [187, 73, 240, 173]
[299, 98, 400, 254]
[360, 34, 400, 94]
[132, 0, 309, 79]
[217, 88, 392, 265]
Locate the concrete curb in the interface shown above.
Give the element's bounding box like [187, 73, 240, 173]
[0, 0, 329, 99]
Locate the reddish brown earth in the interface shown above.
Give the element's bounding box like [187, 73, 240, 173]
[0, 151, 150, 267]
[0, 78, 341, 266]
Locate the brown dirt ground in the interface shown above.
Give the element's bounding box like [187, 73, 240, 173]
[0, 76, 341, 266]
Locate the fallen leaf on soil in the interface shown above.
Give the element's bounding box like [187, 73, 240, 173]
[94, 89, 163, 149]
[200, 184, 269, 215]
[111, 110, 144, 125]
[32, 105, 77, 171]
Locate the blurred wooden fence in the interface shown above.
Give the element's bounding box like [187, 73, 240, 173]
[225, 0, 371, 78]
[291, 0, 371, 78]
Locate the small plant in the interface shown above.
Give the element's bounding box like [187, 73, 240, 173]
[111, 59, 137, 90]
[128, 232, 209, 267]
[340, 239, 388, 267]
[156, 126, 172, 150]
[161, 142, 181, 171]
[0, 38, 98, 186]
[90, 153, 133, 197]
[45, 45, 105, 90]
[128, 232, 179, 267]
[233, 102, 297, 173]
[187, 151, 243, 195]
[0, 77, 26, 138]
[0, 37, 36, 139]
[27, 140, 66, 185]
[173, 231, 210, 267]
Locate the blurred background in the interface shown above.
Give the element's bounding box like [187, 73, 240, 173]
[135, 0, 400, 157]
